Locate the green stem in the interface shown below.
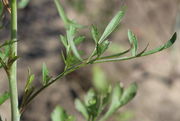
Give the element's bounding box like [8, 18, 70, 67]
[19, 62, 87, 114]
[54, 0, 69, 28]
[8, 0, 20, 121]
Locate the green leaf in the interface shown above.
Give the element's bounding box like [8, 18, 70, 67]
[97, 40, 110, 57]
[20, 86, 35, 109]
[0, 92, 10, 105]
[128, 30, 138, 56]
[141, 32, 177, 56]
[51, 106, 76, 121]
[0, 41, 13, 59]
[84, 89, 96, 107]
[18, 0, 31, 9]
[25, 68, 35, 92]
[92, 65, 109, 93]
[74, 36, 85, 45]
[99, 10, 125, 43]
[107, 84, 123, 115]
[83, 89, 99, 119]
[75, 99, 89, 120]
[42, 63, 51, 85]
[91, 25, 100, 43]
[67, 25, 83, 61]
[93, 33, 177, 64]
[100, 84, 123, 121]
[59, 35, 68, 48]
[65, 52, 80, 67]
[4, 46, 10, 58]
[119, 82, 137, 106]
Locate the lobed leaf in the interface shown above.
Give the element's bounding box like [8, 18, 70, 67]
[107, 84, 123, 115]
[59, 35, 68, 48]
[51, 106, 75, 121]
[128, 30, 138, 56]
[99, 10, 125, 43]
[91, 25, 100, 43]
[42, 63, 50, 85]
[119, 82, 137, 106]
[84, 89, 97, 107]
[75, 99, 89, 120]
[67, 26, 83, 61]
[97, 40, 110, 57]
[25, 68, 35, 92]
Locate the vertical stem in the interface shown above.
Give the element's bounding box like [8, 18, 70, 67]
[8, 0, 20, 121]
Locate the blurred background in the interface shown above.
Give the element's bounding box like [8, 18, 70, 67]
[0, 0, 180, 121]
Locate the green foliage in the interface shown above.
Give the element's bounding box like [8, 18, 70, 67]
[0, 41, 18, 69]
[91, 25, 100, 43]
[19, 69, 35, 113]
[51, 106, 75, 121]
[25, 68, 35, 92]
[67, 25, 83, 61]
[42, 63, 51, 86]
[18, 0, 176, 117]
[99, 10, 125, 43]
[53, 0, 176, 67]
[51, 66, 137, 121]
[119, 83, 137, 106]
[0, 0, 176, 121]
[97, 40, 110, 57]
[128, 30, 138, 56]
[0, 92, 10, 105]
[53, 82, 137, 121]
[75, 99, 89, 119]
[93, 33, 176, 63]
